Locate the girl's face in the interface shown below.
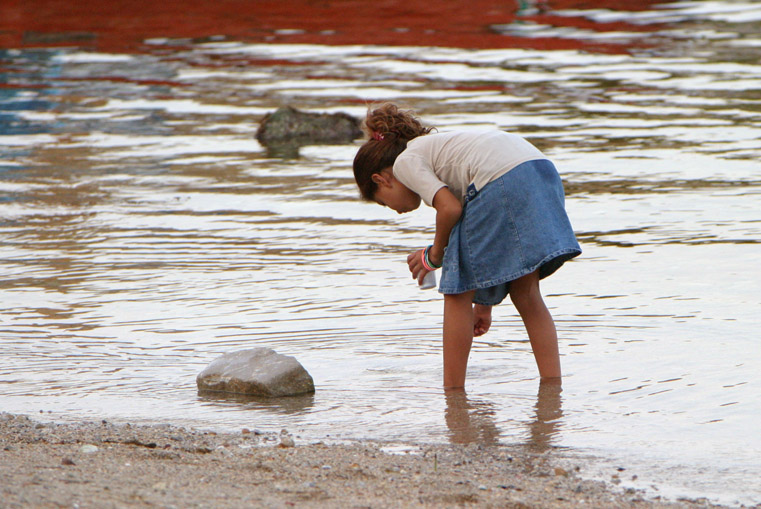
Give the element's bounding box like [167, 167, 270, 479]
[372, 169, 421, 214]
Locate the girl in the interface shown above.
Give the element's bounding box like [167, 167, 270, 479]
[353, 103, 581, 389]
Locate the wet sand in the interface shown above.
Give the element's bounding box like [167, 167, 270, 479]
[1, 413, 724, 508]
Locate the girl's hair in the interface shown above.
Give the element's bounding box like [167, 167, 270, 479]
[353, 103, 433, 201]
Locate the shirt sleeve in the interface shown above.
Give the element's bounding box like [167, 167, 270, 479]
[392, 153, 447, 207]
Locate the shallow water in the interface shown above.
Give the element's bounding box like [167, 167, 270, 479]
[2, 1, 761, 505]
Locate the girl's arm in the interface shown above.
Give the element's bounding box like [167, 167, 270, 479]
[407, 187, 462, 283]
[429, 187, 462, 265]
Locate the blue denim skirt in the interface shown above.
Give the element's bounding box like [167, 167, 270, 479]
[438, 159, 581, 305]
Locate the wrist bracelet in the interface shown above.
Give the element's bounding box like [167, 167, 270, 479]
[421, 248, 434, 271]
[422, 245, 442, 271]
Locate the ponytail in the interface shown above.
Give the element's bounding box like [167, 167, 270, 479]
[362, 103, 433, 142]
[353, 103, 433, 201]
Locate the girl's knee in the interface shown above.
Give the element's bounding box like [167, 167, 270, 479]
[444, 291, 476, 317]
[509, 271, 543, 310]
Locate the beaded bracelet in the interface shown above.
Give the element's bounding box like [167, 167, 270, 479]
[422, 245, 442, 271]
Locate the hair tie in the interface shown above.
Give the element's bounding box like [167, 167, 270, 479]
[372, 132, 384, 141]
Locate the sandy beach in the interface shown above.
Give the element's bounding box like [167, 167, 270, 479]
[1, 413, 724, 508]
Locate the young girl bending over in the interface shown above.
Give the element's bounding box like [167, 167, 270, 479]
[353, 103, 581, 389]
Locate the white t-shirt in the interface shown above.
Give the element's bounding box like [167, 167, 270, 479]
[392, 130, 547, 206]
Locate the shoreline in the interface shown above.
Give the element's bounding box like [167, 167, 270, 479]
[1, 413, 726, 508]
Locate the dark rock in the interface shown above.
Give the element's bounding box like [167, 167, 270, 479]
[255, 106, 362, 153]
[197, 348, 315, 397]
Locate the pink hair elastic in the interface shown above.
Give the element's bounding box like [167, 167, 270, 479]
[372, 132, 384, 141]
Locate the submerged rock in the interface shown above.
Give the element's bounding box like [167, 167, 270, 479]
[255, 106, 362, 149]
[196, 348, 315, 397]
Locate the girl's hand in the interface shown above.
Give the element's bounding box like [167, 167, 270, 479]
[473, 304, 492, 336]
[407, 249, 429, 285]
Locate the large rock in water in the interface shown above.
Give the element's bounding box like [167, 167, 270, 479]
[197, 348, 315, 397]
[255, 106, 362, 146]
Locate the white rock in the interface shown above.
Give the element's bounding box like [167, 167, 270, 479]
[196, 348, 315, 397]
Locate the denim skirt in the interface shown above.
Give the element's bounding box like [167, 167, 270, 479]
[438, 159, 581, 305]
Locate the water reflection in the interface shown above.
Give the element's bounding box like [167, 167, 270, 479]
[197, 391, 315, 415]
[0, 0, 669, 54]
[526, 380, 563, 452]
[444, 380, 563, 450]
[444, 390, 500, 446]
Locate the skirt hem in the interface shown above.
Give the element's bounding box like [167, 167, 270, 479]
[438, 248, 581, 303]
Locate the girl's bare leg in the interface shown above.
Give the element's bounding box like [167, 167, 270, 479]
[509, 271, 562, 379]
[443, 290, 476, 389]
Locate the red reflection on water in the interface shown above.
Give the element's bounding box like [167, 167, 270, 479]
[0, 0, 665, 54]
